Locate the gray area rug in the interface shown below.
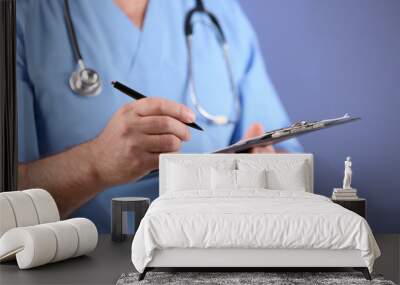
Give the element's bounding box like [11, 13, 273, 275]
[117, 272, 396, 285]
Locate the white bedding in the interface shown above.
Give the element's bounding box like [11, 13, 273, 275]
[131, 190, 380, 273]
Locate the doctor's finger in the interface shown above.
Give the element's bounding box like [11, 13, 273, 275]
[138, 116, 191, 141]
[141, 134, 182, 153]
[131, 98, 195, 123]
[251, 145, 276, 154]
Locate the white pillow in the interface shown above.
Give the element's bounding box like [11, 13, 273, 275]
[236, 169, 267, 189]
[211, 169, 236, 190]
[238, 159, 309, 191]
[167, 162, 211, 191]
[266, 166, 307, 191]
[211, 169, 268, 190]
[166, 159, 236, 192]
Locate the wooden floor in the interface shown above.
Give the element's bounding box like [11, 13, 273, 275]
[374, 234, 400, 284]
[0, 234, 398, 284]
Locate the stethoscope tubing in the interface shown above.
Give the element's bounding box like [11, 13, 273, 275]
[184, 0, 241, 125]
[64, 0, 82, 62]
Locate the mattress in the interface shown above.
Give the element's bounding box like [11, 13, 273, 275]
[131, 190, 380, 273]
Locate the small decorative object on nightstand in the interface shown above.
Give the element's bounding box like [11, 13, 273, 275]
[332, 156, 358, 200]
[111, 197, 150, 242]
[332, 198, 366, 218]
[332, 157, 366, 218]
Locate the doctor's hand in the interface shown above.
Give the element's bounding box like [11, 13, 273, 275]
[87, 98, 194, 187]
[243, 123, 276, 154]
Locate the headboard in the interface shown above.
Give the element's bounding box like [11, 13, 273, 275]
[159, 153, 314, 195]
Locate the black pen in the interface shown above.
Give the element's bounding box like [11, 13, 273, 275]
[111, 81, 203, 131]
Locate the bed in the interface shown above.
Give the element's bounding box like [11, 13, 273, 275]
[131, 154, 380, 280]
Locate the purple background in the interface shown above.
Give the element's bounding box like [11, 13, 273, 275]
[239, 0, 400, 233]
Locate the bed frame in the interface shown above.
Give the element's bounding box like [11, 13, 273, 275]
[140, 248, 370, 280]
[139, 154, 371, 281]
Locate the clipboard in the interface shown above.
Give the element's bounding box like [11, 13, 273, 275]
[140, 114, 360, 180]
[214, 113, 360, 153]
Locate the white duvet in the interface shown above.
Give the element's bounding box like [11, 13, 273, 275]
[131, 190, 380, 273]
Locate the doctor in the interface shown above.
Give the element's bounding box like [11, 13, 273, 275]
[17, 0, 302, 232]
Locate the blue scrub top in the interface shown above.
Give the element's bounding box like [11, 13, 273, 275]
[17, 0, 302, 232]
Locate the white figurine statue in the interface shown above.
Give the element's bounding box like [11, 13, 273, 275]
[342, 156, 352, 189]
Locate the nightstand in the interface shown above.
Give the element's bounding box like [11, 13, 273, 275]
[111, 197, 150, 242]
[332, 198, 366, 218]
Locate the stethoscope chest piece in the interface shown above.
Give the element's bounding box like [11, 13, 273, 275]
[69, 62, 102, 97]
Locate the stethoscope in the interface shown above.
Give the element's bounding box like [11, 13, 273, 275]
[64, 0, 102, 96]
[64, 0, 240, 125]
